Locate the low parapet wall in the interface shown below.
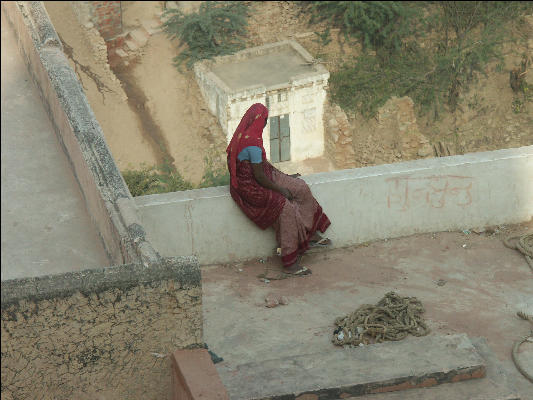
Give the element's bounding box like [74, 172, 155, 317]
[1, 1, 157, 267]
[135, 146, 533, 265]
[1, 258, 202, 399]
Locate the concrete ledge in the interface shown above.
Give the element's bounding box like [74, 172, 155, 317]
[1, 1, 161, 267]
[217, 334, 486, 399]
[365, 337, 520, 400]
[135, 146, 533, 265]
[1, 256, 200, 307]
[171, 349, 229, 400]
[26, 1, 62, 49]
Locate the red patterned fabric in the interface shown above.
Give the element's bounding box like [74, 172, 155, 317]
[227, 103, 286, 229]
[270, 169, 331, 267]
[228, 158, 286, 230]
[227, 103, 331, 257]
[227, 103, 268, 189]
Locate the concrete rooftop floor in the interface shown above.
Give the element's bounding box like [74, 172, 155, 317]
[202, 221, 533, 399]
[211, 48, 318, 91]
[1, 12, 110, 280]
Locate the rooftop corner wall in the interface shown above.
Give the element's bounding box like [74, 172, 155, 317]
[135, 146, 533, 265]
[1, 3, 203, 398]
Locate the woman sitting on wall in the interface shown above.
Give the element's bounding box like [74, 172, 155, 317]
[227, 103, 331, 275]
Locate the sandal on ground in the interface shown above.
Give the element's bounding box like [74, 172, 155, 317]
[283, 266, 312, 276]
[309, 237, 332, 248]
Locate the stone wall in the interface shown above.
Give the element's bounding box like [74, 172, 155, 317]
[325, 96, 434, 170]
[1, 259, 202, 399]
[324, 100, 357, 169]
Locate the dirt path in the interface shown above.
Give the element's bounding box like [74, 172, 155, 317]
[113, 60, 176, 170]
[46, 1, 228, 184]
[44, 1, 158, 171]
[123, 32, 227, 183]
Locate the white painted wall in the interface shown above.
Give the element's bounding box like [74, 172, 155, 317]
[135, 147, 533, 265]
[194, 41, 329, 164]
[218, 80, 328, 163]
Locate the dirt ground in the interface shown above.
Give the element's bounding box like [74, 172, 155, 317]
[44, 1, 159, 171]
[46, 1, 533, 185]
[46, 1, 228, 183]
[202, 220, 533, 398]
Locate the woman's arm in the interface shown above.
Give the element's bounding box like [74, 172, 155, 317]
[251, 162, 293, 200]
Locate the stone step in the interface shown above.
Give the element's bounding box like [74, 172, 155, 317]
[356, 337, 520, 400]
[216, 334, 487, 400]
[114, 48, 128, 59]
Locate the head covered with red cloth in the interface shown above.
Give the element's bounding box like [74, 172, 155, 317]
[227, 103, 269, 188]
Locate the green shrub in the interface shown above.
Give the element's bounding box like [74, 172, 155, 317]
[122, 156, 230, 197]
[326, 1, 533, 119]
[162, 1, 250, 69]
[121, 165, 162, 197]
[302, 1, 419, 55]
[198, 156, 230, 188]
[122, 164, 194, 196]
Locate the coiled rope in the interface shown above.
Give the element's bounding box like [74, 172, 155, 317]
[512, 311, 533, 383]
[332, 292, 430, 346]
[504, 233, 533, 271]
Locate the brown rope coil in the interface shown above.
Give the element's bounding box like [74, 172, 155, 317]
[512, 311, 533, 383]
[332, 292, 430, 346]
[504, 233, 533, 271]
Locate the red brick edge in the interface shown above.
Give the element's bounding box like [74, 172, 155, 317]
[369, 365, 486, 394]
[171, 349, 229, 400]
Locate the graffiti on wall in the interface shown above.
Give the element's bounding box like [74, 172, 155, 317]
[387, 175, 473, 211]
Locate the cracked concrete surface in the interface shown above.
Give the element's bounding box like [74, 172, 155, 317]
[1, 279, 202, 399]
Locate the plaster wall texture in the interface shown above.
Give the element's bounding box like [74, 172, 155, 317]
[135, 146, 533, 265]
[1, 259, 203, 400]
[194, 41, 329, 162]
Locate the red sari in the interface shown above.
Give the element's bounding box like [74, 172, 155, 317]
[227, 103, 330, 267]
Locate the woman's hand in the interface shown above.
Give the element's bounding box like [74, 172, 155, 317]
[251, 162, 293, 200]
[279, 187, 294, 201]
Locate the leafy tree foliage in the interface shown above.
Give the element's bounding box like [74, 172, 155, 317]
[162, 1, 250, 69]
[302, 1, 418, 55]
[308, 1, 533, 119]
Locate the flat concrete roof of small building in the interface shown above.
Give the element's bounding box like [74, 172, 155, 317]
[201, 40, 328, 93]
[212, 48, 316, 91]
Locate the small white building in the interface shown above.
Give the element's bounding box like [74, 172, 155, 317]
[194, 40, 329, 163]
